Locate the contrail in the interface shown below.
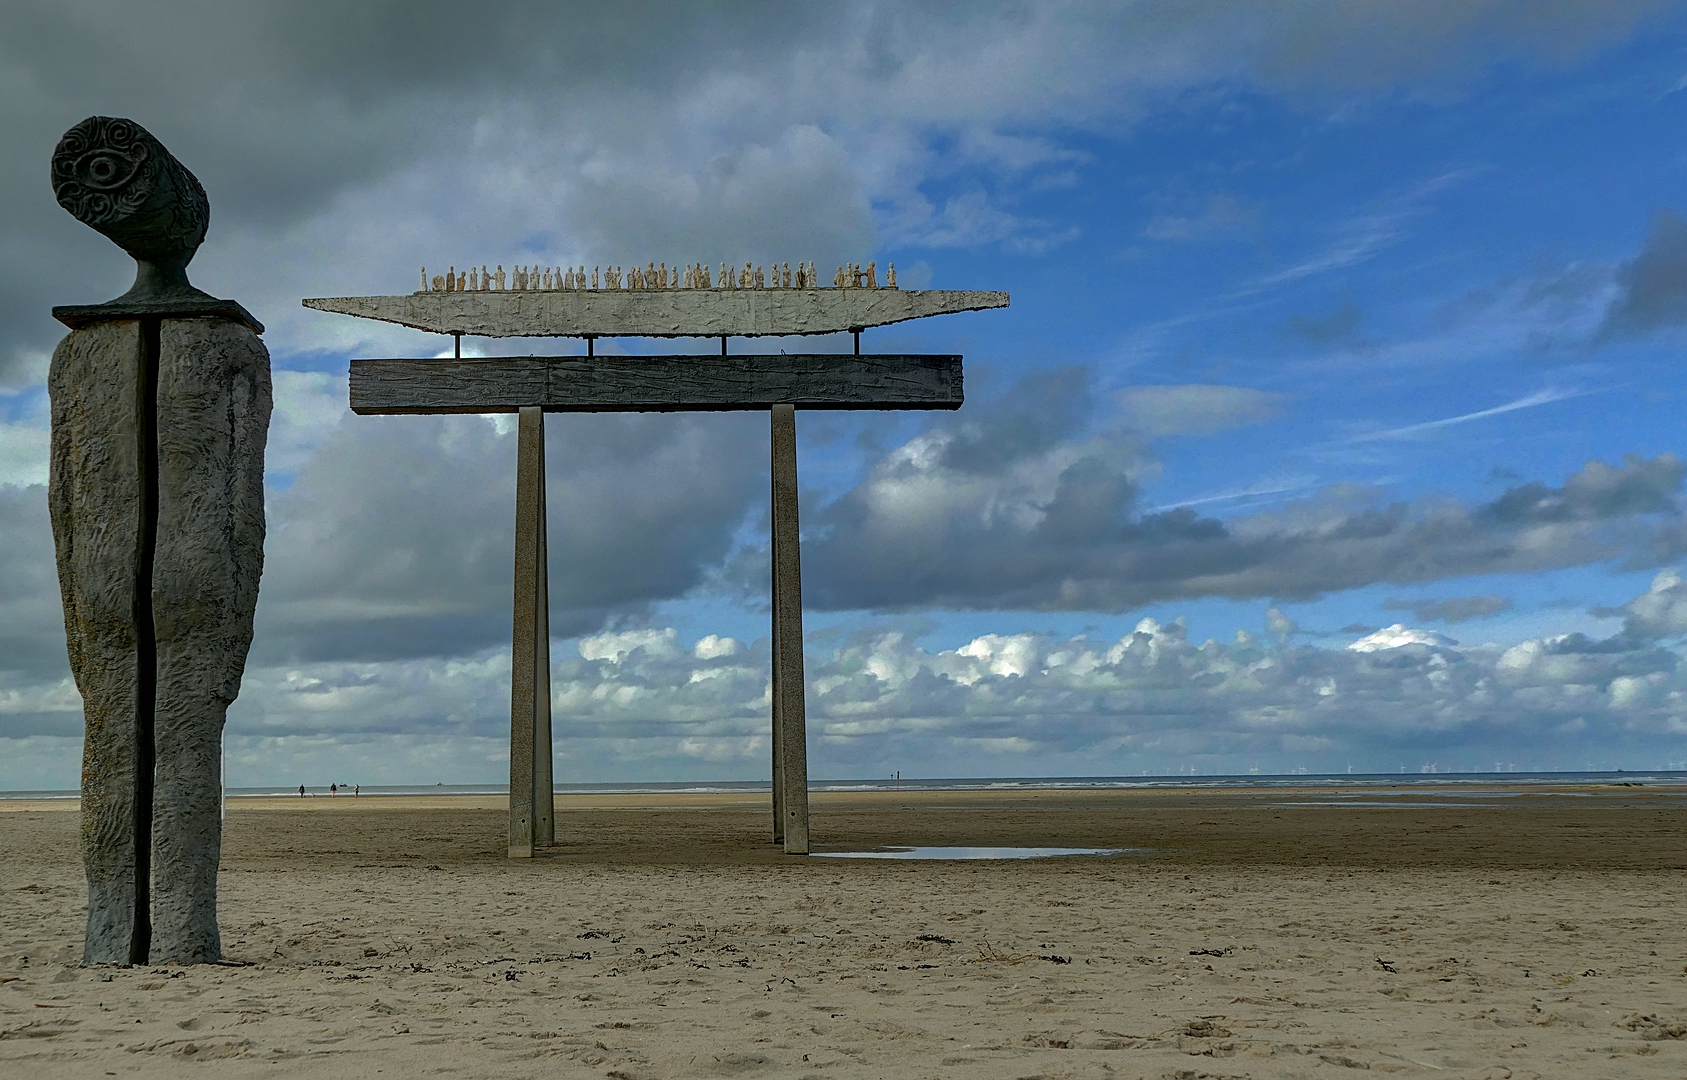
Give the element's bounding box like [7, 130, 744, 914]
[1345, 387, 1580, 443]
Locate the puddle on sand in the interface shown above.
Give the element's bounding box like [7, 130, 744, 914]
[811, 846, 1134, 860]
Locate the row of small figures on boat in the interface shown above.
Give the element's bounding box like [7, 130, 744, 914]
[419, 260, 897, 294]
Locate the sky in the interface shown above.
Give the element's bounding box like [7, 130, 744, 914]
[6, 1, 1687, 788]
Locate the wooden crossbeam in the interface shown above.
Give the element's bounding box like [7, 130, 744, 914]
[349, 354, 962, 414]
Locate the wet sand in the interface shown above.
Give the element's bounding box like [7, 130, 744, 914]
[4, 785, 1687, 1078]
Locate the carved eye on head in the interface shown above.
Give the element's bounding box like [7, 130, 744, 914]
[74, 149, 142, 191]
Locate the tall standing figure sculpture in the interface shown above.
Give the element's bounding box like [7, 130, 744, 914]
[47, 116, 271, 965]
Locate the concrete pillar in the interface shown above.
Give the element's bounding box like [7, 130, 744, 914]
[770, 405, 810, 854]
[509, 406, 553, 856]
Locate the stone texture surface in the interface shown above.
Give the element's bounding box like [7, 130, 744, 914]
[303, 288, 1008, 339]
[48, 320, 145, 964]
[148, 318, 270, 963]
[48, 316, 270, 965]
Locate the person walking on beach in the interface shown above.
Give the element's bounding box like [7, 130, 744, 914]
[330, 783, 337, 796]
[298, 784, 305, 798]
[353, 784, 359, 797]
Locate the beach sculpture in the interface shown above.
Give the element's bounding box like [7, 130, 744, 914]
[48, 117, 271, 964]
[306, 272, 1005, 855]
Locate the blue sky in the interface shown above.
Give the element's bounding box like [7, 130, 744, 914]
[6, 3, 1687, 787]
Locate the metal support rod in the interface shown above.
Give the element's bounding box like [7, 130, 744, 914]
[769, 403, 810, 854]
[453, 333, 461, 359]
[852, 328, 860, 355]
[587, 335, 594, 357]
[509, 406, 553, 856]
[721, 335, 728, 356]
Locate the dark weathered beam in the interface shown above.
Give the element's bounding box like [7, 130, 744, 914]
[349, 354, 963, 414]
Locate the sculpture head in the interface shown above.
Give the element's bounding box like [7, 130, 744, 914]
[51, 116, 212, 304]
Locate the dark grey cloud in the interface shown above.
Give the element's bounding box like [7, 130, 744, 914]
[772, 373, 1687, 612]
[1599, 209, 1687, 340]
[1383, 594, 1515, 624]
[1, 1, 1667, 384]
[1478, 453, 1683, 524]
[1253, 0, 1673, 89]
[0, 3, 850, 384]
[253, 410, 765, 664]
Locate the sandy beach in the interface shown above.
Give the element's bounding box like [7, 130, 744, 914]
[4, 785, 1687, 1078]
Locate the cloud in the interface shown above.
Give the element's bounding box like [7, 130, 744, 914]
[0, 411, 49, 487]
[181, 575, 1687, 781]
[1383, 594, 1515, 623]
[8, 368, 1684, 698]
[3, 1, 1684, 786]
[1599, 208, 1687, 339]
[1612, 567, 1687, 640]
[1347, 624, 1457, 651]
[778, 373, 1687, 612]
[1142, 193, 1259, 242]
[891, 189, 1079, 254]
[1118, 385, 1285, 439]
[0, 484, 66, 682]
[253, 409, 766, 664]
[1250, 169, 1487, 289]
[12, 561, 1687, 789]
[1478, 452, 1683, 524]
[1252, 0, 1675, 88]
[0, 2, 1669, 380]
[609, 579, 1687, 774]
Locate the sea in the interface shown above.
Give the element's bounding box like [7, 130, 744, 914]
[3, 770, 1683, 801]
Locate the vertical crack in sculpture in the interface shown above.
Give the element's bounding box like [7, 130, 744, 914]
[49, 116, 269, 965]
[130, 316, 160, 965]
